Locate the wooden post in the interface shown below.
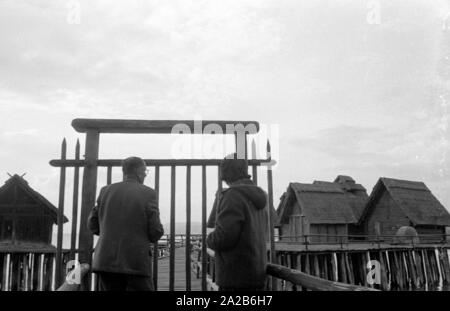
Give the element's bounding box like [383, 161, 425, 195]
[331, 252, 338, 282]
[78, 130, 100, 290]
[412, 250, 423, 289]
[70, 139, 80, 260]
[394, 251, 405, 290]
[434, 248, 444, 288]
[379, 251, 389, 290]
[405, 251, 417, 289]
[37, 254, 44, 291]
[28, 254, 34, 291]
[345, 253, 354, 285]
[2, 254, 10, 291]
[339, 253, 348, 283]
[441, 249, 450, 284]
[266, 140, 277, 290]
[425, 250, 436, 288]
[322, 255, 329, 280]
[185, 165, 191, 291]
[421, 250, 430, 290]
[201, 165, 207, 291]
[152, 165, 160, 290]
[55, 138, 67, 288]
[106, 166, 112, 185]
[169, 165, 176, 291]
[251, 139, 258, 185]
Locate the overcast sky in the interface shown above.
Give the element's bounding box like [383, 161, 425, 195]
[1, 0, 449, 231]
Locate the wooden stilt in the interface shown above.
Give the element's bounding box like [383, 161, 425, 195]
[331, 252, 338, 282]
[378, 251, 389, 291]
[344, 253, 354, 285]
[412, 250, 423, 289]
[423, 250, 433, 289]
[323, 255, 329, 280]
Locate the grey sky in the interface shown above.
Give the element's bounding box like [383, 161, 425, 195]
[0, 0, 449, 228]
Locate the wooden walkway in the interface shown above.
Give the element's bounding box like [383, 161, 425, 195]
[157, 247, 203, 291]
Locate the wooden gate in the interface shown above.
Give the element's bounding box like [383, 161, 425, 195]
[49, 118, 276, 291]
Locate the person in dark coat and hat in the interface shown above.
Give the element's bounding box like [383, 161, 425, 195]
[207, 153, 268, 291]
[88, 156, 164, 291]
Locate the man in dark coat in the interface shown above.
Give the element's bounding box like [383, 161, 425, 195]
[88, 157, 164, 291]
[206, 153, 268, 290]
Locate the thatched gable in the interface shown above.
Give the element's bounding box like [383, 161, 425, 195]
[359, 177, 450, 227]
[277, 182, 357, 225]
[0, 174, 68, 223]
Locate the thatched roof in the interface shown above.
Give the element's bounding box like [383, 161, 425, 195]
[277, 182, 357, 225]
[0, 174, 68, 223]
[332, 175, 369, 222]
[359, 177, 450, 226]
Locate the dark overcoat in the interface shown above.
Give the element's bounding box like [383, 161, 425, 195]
[88, 178, 164, 276]
[206, 179, 268, 289]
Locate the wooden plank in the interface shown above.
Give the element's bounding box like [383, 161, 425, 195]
[72, 118, 260, 134]
[78, 130, 99, 290]
[50, 158, 273, 168]
[158, 247, 202, 291]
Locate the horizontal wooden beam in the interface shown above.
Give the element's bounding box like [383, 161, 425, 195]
[266, 263, 378, 291]
[49, 158, 274, 167]
[72, 118, 260, 134]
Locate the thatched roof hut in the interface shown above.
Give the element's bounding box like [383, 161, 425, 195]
[359, 177, 450, 241]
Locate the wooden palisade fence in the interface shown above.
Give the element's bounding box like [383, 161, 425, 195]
[46, 118, 276, 291]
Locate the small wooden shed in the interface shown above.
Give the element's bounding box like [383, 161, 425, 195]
[276, 182, 357, 243]
[359, 177, 450, 243]
[0, 174, 68, 247]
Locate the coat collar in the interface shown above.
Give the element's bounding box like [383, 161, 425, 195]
[124, 177, 141, 183]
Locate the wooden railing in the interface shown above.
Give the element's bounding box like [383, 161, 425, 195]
[277, 233, 450, 247]
[192, 247, 377, 291]
[266, 263, 378, 291]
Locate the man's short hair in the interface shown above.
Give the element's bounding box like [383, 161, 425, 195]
[220, 153, 251, 183]
[122, 157, 146, 175]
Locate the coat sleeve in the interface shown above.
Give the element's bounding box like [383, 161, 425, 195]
[146, 191, 164, 243]
[88, 188, 103, 235]
[206, 190, 245, 252]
